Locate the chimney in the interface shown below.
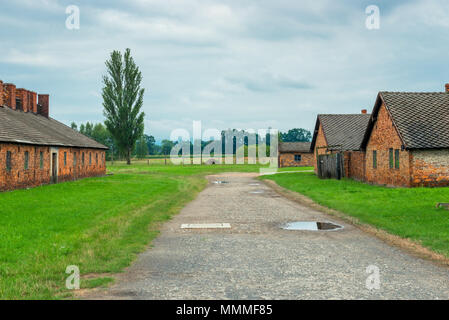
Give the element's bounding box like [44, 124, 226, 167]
[28, 91, 37, 113]
[361, 109, 368, 114]
[4, 83, 16, 109]
[445, 83, 449, 93]
[16, 89, 29, 112]
[38, 94, 49, 117]
[0, 80, 3, 106]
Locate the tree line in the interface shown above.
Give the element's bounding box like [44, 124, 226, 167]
[70, 122, 312, 161]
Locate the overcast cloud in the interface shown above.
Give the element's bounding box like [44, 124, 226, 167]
[1, 0, 449, 140]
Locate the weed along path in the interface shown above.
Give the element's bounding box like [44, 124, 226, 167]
[86, 172, 449, 299]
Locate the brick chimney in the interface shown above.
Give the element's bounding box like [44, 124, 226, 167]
[445, 83, 449, 93]
[0, 80, 3, 106]
[16, 89, 29, 112]
[28, 91, 37, 113]
[361, 109, 368, 114]
[38, 94, 49, 117]
[4, 83, 16, 109]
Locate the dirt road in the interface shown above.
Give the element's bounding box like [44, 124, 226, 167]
[86, 173, 449, 299]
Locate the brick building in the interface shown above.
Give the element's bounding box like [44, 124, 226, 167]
[310, 112, 371, 181]
[361, 88, 449, 187]
[0, 80, 108, 192]
[278, 142, 313, 167]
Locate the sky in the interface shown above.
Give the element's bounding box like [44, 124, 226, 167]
[1, 0, 449, 142]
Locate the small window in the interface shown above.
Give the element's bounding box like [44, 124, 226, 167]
[389, 148, 394, 169]
[82, 153, 85, 165]
[394, 149, 400, 169]
[89, 153, 92, 165]
[73, 152, 77, 166]
[64, 152, 67, 166]
[96, 153, 98, 164]
[294, 154, 302, 162]
[6, 151, 12, 172]
[372, 150, 377, 169]
[40, 151, 44, 169]
[24, 151, 29, 170]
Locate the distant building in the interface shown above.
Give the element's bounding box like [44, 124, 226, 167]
[278, 142, 313, 167]
[310, 111, 371, 181]
[0, 80, 108, 191]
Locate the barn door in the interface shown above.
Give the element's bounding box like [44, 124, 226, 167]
[317, 153, 344, 180]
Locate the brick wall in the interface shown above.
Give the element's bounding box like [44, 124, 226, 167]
[344, 151, 365, 181]
[365, 103, 412, 187]
[57, 147, 107, 182]
[0, 143, 106, 191]
[410, 149, 449, 187]
[313, 123, 328, 172]
[279, 152, 314, 167]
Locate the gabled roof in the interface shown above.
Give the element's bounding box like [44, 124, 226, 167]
[361, 92, 449, 150]
[0, 106, 108, 149]
[279, 142, 312, 153]
[310, 114, 371, 152]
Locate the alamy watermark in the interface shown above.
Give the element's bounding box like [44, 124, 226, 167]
[65, 265, 80, 290]
[168, 121, 279, 174]
[365, 5, 380, 30]
[66, 5, 80, 30]
[365, 265, 380, 290]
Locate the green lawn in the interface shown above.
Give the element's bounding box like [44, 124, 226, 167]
[0, 162, 262, 299]
[261, 172, 449, 257]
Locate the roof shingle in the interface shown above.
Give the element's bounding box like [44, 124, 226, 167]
[279, 142, 311, 153]
[377, 92, 449, 149]
[312, 114, 371, 151]
[0, 106, 108, 149]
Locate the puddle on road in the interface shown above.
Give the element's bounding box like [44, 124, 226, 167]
[249, 183, 260, 186]
[282, 221, 343, 231]
[249, 190, 264, 194]
[213, 181, 229, 184]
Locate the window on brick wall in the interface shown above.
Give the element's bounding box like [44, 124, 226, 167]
[64, 152, 67, 166]
[73, 153, 77, 166]
[294, 154, 302, 162]
[6, 151, 12, 172]
[96, 153, 98, 164]
[82, 153, 85, 165]
[389, 148, 394, 169]
[24, 151, 29, 170]
[40, 151, 44, 169]
[372, 150, 377, 169]
[89, 153, 92, 165]
[395, 149, 400, 169]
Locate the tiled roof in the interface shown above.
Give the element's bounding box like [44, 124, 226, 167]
[311, 114, 371, 151]
[375, 92, 449, 149]
[279, 142, 312, 153]
[0, 106, 108, 149]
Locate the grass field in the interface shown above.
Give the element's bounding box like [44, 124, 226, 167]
[261, 172, 449, 258]
[4, 160, 447, 299]
[0, 161, 265, 299]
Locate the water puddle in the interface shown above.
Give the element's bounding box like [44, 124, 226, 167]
[249, 190, 264, 194]
[213, 181, 229, 184]
[282, 221, 343, 231]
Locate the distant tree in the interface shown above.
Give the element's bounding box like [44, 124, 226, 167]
[135, 135, 149, 159]
[161, 139, 175, 155]
[102, 48, 145, 165]
[79, 123, 85, 134]
[144, 134, 157, 155]
[280, 128, 312, 142]
[91, 123, 109, 145]
[71, 122, 78, 130]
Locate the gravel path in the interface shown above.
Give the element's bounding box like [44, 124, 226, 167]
[87, 173, 449, 299]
